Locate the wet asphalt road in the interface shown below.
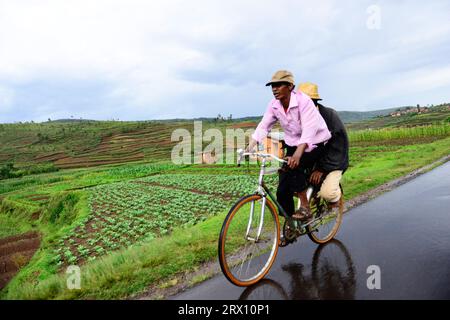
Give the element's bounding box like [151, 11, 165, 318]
[172, 161, 450, 300]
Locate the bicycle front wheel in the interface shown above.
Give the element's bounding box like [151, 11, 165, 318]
[218, 194, 280, 287]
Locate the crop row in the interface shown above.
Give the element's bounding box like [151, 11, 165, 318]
[136, 173, 279, 198]
[52, 175, 263, 267]
[348, 124, 449, 142]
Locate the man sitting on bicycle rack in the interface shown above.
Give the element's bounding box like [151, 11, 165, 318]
[297, 82, 349, 208]
[246, 70, 331, 221]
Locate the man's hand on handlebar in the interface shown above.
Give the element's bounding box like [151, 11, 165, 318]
[285, 156, 298, 169]
[285, 149, 302, 169]
[245, 139, 258, 153]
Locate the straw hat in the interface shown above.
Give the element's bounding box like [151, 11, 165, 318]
[265, 70, 295, 86]
[298, 82, 322, 100]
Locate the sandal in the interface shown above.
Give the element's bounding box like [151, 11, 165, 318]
[292, 206, 312, 221]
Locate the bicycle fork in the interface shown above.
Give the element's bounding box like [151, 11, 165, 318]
[244, 157, 269, 242]
[245, 197, 266, 242]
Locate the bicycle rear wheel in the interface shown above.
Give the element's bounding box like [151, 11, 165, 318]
[307, 190, 344, 244]
[218, 194, 280, 287]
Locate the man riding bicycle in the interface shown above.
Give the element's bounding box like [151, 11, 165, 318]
[246, 70, 331, 221]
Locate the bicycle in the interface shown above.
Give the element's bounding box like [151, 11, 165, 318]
[218, 149, 344, 287]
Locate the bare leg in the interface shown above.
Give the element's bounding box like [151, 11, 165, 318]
[298, 190, 309, 211]
[292, 190, 312, 220]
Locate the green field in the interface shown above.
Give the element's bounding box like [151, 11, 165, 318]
[0, 105, 449, 299]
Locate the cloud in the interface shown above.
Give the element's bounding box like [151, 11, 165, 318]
[372, 65, 450, 103]
[0, 0, 449, 122]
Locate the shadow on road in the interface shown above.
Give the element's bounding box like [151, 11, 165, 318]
[239, 239, 356, 300]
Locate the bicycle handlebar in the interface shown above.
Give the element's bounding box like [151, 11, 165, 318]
[236, 148, 287, 166]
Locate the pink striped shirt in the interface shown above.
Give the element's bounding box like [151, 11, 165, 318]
[252, 91, 331, 152]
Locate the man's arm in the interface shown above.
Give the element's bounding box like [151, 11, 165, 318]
[297, 98, 322, 151]
[286, 96, 323, 169]
[246, 103, 277, 152]
[246, 138, 258, 153]
[287, 143, 307, 169]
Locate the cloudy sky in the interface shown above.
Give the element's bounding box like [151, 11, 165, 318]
[0, 0, 449, 123]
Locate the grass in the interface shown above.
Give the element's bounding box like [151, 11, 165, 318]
[343, 136, 450, 199]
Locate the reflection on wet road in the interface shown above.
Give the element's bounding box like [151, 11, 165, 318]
[239, 240, 356, 300]
[172, 162, 450, 300]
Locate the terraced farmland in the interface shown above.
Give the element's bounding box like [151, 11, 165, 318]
[51, 173, 278, 267]
[0, 121, 196, 169]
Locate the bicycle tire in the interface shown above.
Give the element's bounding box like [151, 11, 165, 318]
[218, 194, 280, 287]
[307, 187, 344, 244]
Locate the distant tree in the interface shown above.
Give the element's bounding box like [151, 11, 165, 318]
[416, 104, 420, 112]
[48, 118, 51, 122]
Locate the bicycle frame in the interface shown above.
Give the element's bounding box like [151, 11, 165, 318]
[238, 150, 316, 241]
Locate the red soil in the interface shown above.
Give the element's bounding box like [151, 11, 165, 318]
[0, 231, 40, 290]
[230, 122, 257, 129]
[34, 152, 68, 162]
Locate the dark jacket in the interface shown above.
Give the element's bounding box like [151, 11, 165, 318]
[316, 104, 349, 172]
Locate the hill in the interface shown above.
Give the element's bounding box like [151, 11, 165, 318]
[338, 108, 399, 123]
[345, 103, 450, 130]
[0, 104, 448, 173]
